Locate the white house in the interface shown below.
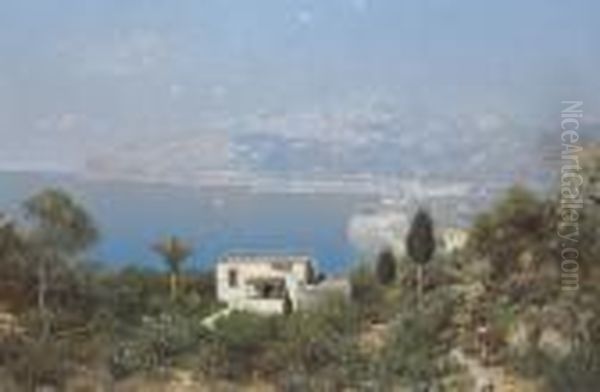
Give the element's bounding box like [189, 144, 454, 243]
[216, 251, 349, 315]
[216, 252, 316, 314]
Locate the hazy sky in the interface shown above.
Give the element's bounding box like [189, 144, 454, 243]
[0, 0, 598, 170]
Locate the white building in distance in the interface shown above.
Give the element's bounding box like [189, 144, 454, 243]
[216, 252, 349, 315]
[440, 228, 469, 254]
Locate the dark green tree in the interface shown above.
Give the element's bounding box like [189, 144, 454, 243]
[376, 248, 397, 286]
[406, 208, 436, 309]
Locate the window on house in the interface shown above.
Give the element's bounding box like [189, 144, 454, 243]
[271, 262, 292, 272]
[228, 269, 238, 288]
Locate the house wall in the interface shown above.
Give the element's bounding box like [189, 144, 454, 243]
[230, 298, 285, 315]
[216, 257, 311, 308]
[294, 278, 351, 311]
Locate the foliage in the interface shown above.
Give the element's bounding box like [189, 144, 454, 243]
[210, 311, 281, 378]
[544, 344, 600, 392]
[511, 343, 600, 392]
[215, 311, 278, 353]
[152, 236, 192, 274]
[375, 248, 397, 285]
[464, 159, 600, 389]
[0, 221, 32, 311]
[152, 236, 192, 300]
[406, 207, 436, 310]
[508, 288, 600, 391]
[98, 267, 169, 323]
[1, 178, 599, 390]
[24, 188, 98, 253]
[0, 189, 221, 388]
[273, 295, 368, 389]
[349, 263, 386, 322]
[379, 287, 457, 389]
[0, 336, 72, 390]
[278, 295, 358, 367]
[581, 144, 600, 206]
[468, 186, 555, 280]
[21, 188, 100, 344]
[198, 296, 367, 387]
[110, 308, 211, 379]
[406, 208, 436, 266]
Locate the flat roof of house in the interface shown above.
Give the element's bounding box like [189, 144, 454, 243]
[218, 251, 314, 264]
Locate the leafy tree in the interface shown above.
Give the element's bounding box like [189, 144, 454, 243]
[376, 248, 397, 286]
[406, 208, 436, 309]
[23, 188, 98, 339]
[0, 217, 30, 309]
[0, 215, 22, 256]
[152, 236, 192, 301]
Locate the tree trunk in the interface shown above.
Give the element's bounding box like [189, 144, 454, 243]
[37, 258, 49, 341]
[169, 272, 178, 301]
[417, 264, 424, 311]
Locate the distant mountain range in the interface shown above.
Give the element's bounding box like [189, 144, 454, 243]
[84, 108, 560, 193]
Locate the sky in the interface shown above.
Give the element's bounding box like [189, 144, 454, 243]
[0, 0, 598, 172]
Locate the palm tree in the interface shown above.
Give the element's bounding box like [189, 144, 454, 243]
[23, 188, 98, 339]
[406, 208, 436, 310]
[152, 236, 192, 300]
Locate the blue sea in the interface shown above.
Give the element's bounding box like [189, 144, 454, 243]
[0, 171, 374, 274]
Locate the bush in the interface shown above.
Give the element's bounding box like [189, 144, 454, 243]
[544, 344, 600, 392]
[110, 309, 210, 379]
[210, 311, 282, 379]
[376, 248, 397, 285]
[350, 263, 386, 322]
[378, 288, 457, 389]
[0, 337, 72, 390]
[274, 295, 368, 387]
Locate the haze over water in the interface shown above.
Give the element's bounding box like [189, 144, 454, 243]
[0, 171, 374, 273]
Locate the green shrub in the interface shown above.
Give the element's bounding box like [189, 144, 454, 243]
[211, 311, 281, 379]
[376, 248, 397, 286]
[109, 309, 210, 379]
[378, 288, 457, 389]
[350, 263, 387, 322]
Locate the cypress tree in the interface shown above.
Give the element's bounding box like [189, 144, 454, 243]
[406, 208, 436, 309]
[376, 248, 397, 285]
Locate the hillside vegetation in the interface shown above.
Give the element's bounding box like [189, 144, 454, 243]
[0, 148, 599, 391]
